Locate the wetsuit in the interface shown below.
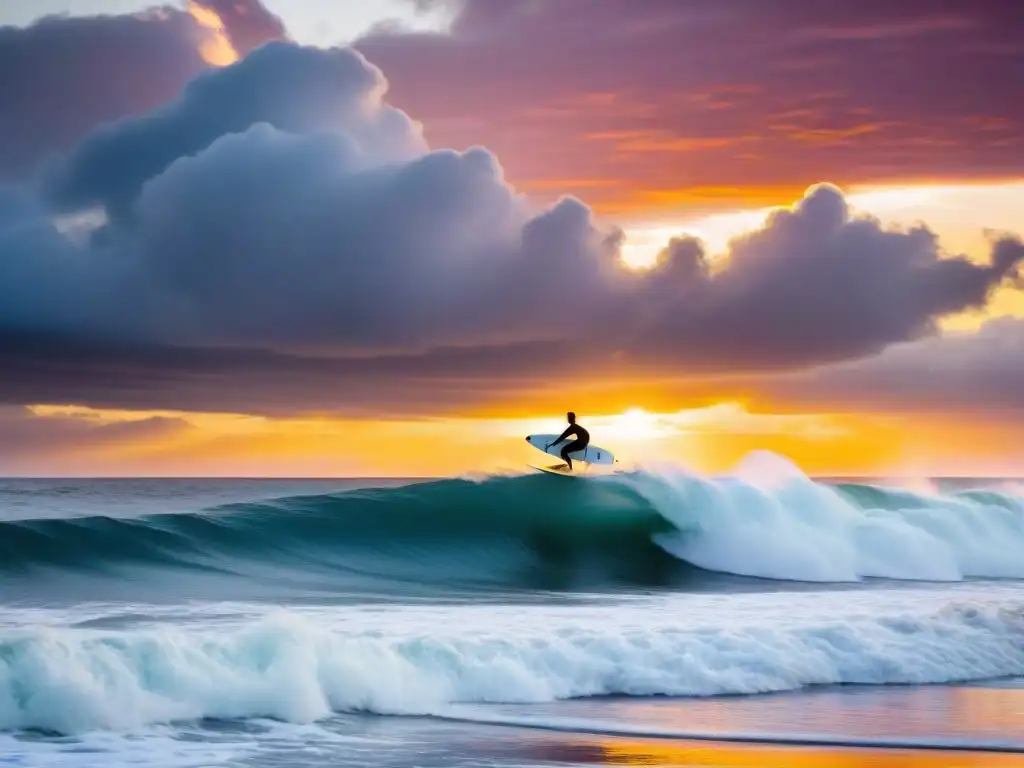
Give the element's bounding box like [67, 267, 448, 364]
[552, 423, 590, 469]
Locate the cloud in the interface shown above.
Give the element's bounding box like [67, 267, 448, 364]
[0, 40, 1021, 418]
[41, 41, 426, 219]
[769, 317, 1024, 414]
[355, 0, 1024, 214]
[0, 405, 187, 461]
[194, 0, 287, 55]
[625, 196, 1024, 370]
[0, 2, 284, 181]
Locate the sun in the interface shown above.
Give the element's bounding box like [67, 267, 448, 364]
[595, 407, 675, 440]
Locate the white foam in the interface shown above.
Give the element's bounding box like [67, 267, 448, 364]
[3, 598, 1024, 734]
[615, 453, 1024, 581]
[0, 730, 253, 767]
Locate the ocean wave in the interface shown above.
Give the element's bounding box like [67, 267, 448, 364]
[3, 600, 1023, 734]
[2, 455, 1023, 589]
[624, 456, 1024, 582]
[0, 474, 683, 592]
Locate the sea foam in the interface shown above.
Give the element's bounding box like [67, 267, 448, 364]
[621, 453, 1024, 581]
[3, 599, 1023, 734]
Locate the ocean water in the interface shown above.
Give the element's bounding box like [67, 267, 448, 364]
[2, 454, 1024, 766]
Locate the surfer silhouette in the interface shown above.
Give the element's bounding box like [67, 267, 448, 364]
[546, 412, 590, 471]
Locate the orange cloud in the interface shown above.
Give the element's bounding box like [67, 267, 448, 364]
[355, 1, 1024, 220]
[785, 123, 888, 145]
[188, 0, 239, 66]
[585, 130, 748, 153]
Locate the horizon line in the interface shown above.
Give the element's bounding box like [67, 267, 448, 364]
[1, 474, 1020, 482]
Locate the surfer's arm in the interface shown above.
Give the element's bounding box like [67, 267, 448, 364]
[547, 426, 574, 448]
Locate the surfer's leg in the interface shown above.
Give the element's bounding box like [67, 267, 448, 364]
[560, 439, 584, 471]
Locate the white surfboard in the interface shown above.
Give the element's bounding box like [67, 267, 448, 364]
[524, 434, 616, 466]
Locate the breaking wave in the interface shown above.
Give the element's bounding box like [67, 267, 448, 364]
[2, 455, 1023, 591]
[3, 600, 1024, 734]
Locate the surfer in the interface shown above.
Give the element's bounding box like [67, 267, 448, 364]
[546, 412, 590, 471]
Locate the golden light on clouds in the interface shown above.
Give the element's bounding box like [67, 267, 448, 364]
[187, 0, 240, 66]
[617, 180, 1024, 329]
[498, 405, 847, 445]
[620, 180, 1024, 268]
[10, 401, 961, 478]
[10, 399, 1024, 477]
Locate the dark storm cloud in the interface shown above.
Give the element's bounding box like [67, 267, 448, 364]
[0, 40, 1021, 416]
[0, 1, 284, 181]
[767, 317, 1024, 414]
[356, 0, 1024, 213]
[0, 328, 575, 416]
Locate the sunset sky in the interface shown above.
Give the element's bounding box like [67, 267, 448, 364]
[0, 0, 1022, 477]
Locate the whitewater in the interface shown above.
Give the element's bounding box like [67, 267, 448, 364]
[3, 455, 1024, 765]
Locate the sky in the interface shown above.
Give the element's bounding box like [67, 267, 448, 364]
[0, 0, 1022, 477]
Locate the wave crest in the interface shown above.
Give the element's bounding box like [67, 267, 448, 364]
[2, 457, 1023, 589]
[3, 600, 1024, 734]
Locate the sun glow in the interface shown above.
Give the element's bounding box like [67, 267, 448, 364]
[14, 401, 1024, 478]
[619, 209, 769, 269]
[187, 0, 240, 66]
[589, 407, 680, 440]
[500, 404, 846, 446]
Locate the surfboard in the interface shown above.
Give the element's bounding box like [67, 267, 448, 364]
[531, 463, 576, 477]
[524, 434, 616, 466]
